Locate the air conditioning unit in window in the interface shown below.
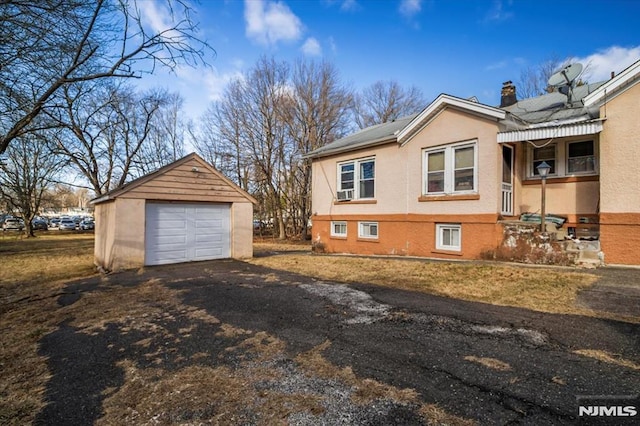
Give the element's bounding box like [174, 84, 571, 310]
[336, 189, 354, 201]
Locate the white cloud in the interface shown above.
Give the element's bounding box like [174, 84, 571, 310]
[244, 0, 303, 46]
[399, 0, 422, 18]
[340, 0, 360, 12]
[202, 68, 245, 103]
[154, 64, 244, 119]
[485, 60, 508, 71]
[573, 46, 640, 82]
[136, 0, 182, 38]
[323, 0, 361, 12]
[301, 37, 322, 56]
[328, 36, 337, 54]
[482, 0, 514, 24]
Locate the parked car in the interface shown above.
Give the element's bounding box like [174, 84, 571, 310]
[49, 217, 60, 229]
[2, 218, 24, 231]
[79, 219, 95, 230]
[58, 218, 77, 231]
[32, 219, 49, 231]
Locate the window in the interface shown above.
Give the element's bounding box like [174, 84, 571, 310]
[426, 151, 445, 193]
[528, 140, 597, 178]
[359, 160, 375, 198]
[338, 158, 375, 199]
[532, 144, 556, 176]
[567, 141, 595, 174]
[424, 142, 477, 195]
[358, 222, 378, 239]
[454, 146, 475, 191]
[436, 224, 461, 251]
[339, 163, 354, 191]
[331, 221, 347, 237]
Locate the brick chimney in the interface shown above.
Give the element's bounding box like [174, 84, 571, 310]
[500, 81, 517, 107]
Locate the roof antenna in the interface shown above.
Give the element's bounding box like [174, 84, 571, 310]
[547, 63, 583, 106]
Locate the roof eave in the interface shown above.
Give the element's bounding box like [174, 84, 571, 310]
[304, 136, 397, 159]
[583, 59, 640, 107]
[89, 194, 112, 205]
[90, 152, 258, 205]
[397, 94, 506, 145]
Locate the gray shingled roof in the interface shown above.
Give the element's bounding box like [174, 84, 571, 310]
[304, 114, 417, 158]
[502, 82, 606, 124]
[305, 81, 607, 159]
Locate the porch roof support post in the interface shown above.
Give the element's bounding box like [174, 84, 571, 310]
[536, 161, 552, 233]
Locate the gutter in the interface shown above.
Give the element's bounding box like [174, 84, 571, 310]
[303, 136, 397, 160]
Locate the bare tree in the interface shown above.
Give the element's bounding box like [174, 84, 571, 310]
[0, 0, 212, 154]
[282, 59, 353, 237]
[137, 91, 186, 174]
[0, 132, 67, 237]
[192, 81, 252, 191]
[516, 56, 592, 99]
[52, 82, 166, 196]
[517, 57, 564, 99]
[352, 80, 425, 129]
[237, 57, 291, 240]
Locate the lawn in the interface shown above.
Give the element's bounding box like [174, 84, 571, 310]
[252, 239, 605, 318]
[1, 234, 602, 318]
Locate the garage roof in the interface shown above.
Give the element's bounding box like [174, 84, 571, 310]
[91, 153, 256, 205]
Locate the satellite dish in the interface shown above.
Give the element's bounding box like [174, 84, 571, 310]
[548, 63, 583, 87]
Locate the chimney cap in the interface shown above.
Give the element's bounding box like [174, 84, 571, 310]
[500, 81, 517, 107]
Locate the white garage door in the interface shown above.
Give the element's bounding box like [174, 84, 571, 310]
[145, 203, 231, 265]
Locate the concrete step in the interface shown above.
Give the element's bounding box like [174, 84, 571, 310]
[576, 258, 602, 269]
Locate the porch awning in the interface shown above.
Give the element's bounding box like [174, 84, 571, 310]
[497, 120, 603, 143]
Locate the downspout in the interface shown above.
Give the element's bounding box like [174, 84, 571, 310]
[405, 140, 410, 254]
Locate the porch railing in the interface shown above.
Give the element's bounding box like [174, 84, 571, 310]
[501, 183, 513, 215]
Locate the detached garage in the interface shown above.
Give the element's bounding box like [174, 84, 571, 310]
[91, 153, 256, 272]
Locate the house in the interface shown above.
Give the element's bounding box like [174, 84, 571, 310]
[91, 153, 256, 272]
[306, 59, 640, 266]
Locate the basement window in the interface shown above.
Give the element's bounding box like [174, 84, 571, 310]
[436, 223, 461, 251]
[358, 222, 378, 239]
[331, 221, 347, 237]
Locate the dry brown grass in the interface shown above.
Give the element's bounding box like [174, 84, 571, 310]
[463, 355, 513, 371]
[573, 349, 640, 371]
[253, 236, 312, 256]
[0, 233, 95, 287]
[249, 253, 599, 317]
[0, 234, 98, 424]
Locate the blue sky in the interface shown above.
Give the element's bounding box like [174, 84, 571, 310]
[139, 0, 640, 119]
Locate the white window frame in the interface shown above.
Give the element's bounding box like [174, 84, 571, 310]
[337, 157, 375, 200]
[358, 221, 378, 239]
[528, 140, 598, 178]
[330, 221, 347, 237]
[423, 141, 478, 195]
[436, 223, 461, 251]
[530, 143, 558, 177]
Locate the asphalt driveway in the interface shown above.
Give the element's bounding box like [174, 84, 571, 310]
[36, 259, 640, 425]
